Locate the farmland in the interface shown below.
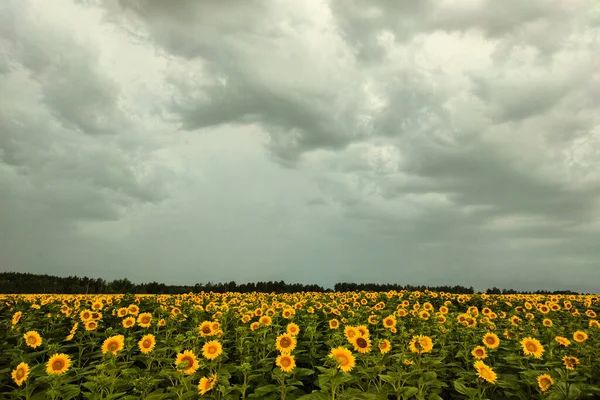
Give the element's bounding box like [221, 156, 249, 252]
[2, 291, 599, 399]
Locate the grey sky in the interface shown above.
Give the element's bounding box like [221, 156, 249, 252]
[1, 0, 599, 292]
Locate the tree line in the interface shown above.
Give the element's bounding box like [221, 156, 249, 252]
[0, 272, 583, 295]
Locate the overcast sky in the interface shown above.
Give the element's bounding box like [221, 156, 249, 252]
[1, 0, 599, 292]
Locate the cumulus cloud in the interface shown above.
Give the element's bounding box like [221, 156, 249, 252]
[1, 0, 599, 291]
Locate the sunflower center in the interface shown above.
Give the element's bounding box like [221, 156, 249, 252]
[143, 339, 151, 347]
[181, 356, 193, 368]
[16, 369, 24, 379]
[52, 360, 64, 371]
[356, 338, 367, 348]
[202, 327, 211, 334]
[526, 343, 536, 351]
[280, 338, 291, 348]
[109, 343, 118, 351]
[336, 355, 348, 366]
[142, 317, 150, 324]
[281, 357, 291, 367]
[28, 337, 36, 344]
[208, 346, 217, 354]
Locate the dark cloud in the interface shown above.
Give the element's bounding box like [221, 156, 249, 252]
[0, 0, 599, 291]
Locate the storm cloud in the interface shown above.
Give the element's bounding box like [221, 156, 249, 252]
[1, 0, 599, 291]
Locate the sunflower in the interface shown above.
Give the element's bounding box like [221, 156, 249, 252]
[419, 310, 431, 320]
[367, 315, 377, 325]
[351, 335, 372, 354]
[573, 331, 588, 343]
[482, 333, 500, 349]
[121, 316, 135, 328]
[329, 319, 340, 329]
[138, 334, 156, 354]
[137, 313, 152, 328]
[471, 346, 487, 359]
[286, 323, 300, 336]
[11, 362, 30, 386]
[537, 374, 554, 392]
[542, 318, 553, 327]
[158, 318, 166, 327]
[344, 326, 359, 341]
[520, 337, 544, 358]
[409, 335, 433, 355]
[562, 355, 579, 370]
[23, 331, 42, 349]
[85, 320, 98, 331]
[199, 321, 214, 336]
[128, 304, 140, 315]
[250, 322, 259, 331]
[275, 333, 297, 354]
[102, 335, 125, 356]
[590, 320, 600, 328]
[12, 311, 23, 325]
[46, 353, 71, 375]
[474, 361, 497, 384]
[117, 307, 128, 317]
[198, 374, 218, 396]
[276, 354, 296, 373]
[382, 315, 396, 329]
[259, 316, 272, 326]
[202, 340, 223, 360]
[80, 310, 92, 321]
[378, 339, 391, 354]
[176, 350, 199, 375]
[329, 347, 355, 373]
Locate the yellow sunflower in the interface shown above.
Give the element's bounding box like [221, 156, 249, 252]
[250, 322, 259, 331]
[471, 346, 487, 359]
[382, 315, 396, 329]
[474, 361, 497, 384]
[102, 335, 125, 356]
[23, 331, 42, 349]
[555, 336, 570, 347]
[351, 335, 372, 354]
[175, 350, 199, 375]
[378, 339, 391, 354]
[409, 335, 433, 354]
[329, 319, 340, 329]
[117, 307, 128, 317]
[573, 331, 588, 343]
[46, 353, 71, 375]
[137, 312, 152, 328]
[276, 354, 296, 373]
[286, 322, 300, 336]
[11, 362, 30, 386]
[482, 333, 500, 349]
[520, 337, 544, 358]
[344, 326, 359, 341]
[122, 317, 135, 328]
[537, 374, 554, 392]
[275, 333, 296, 354]
[12, 311, 23, 325]
[542, 318, 552, 327]
[138, 334, 156, 354]
[259, 316, 272, 326]
[562, 355, 579, 370]
[198, 374, 218, 396]
[329, 347, 355, 373]
[84, 320, 98, 331]
[199, 321, 214, 337]
[79, 310, 92, 322]
[202, 340, 223, 360]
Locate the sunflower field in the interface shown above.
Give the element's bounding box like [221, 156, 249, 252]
[2, 291, 599, 399]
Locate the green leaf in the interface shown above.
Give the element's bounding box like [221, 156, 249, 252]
[422, 371, 437, 381]
[250, 384, 278, 397]
[453, 381, 477, 397]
